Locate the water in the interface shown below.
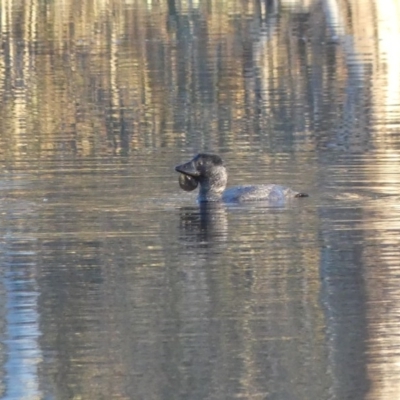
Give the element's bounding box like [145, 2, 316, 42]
[1, 0, 400, 399]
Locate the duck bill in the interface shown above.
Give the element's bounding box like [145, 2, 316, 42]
[175, 161, 199, 177]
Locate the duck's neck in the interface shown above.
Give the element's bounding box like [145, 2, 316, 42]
[198, 166, 227, 202]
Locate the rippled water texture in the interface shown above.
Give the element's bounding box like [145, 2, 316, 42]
[1, 0, 400, 399]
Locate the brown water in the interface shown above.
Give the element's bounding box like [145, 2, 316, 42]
[1, 0, 400, 399]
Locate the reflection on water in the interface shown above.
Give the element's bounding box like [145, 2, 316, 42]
[2, 236, 41, 400]
[179, 203, 228, 247]
[1, 0, 400, 399]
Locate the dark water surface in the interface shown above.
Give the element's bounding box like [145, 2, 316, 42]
[1, 0, 400, 399]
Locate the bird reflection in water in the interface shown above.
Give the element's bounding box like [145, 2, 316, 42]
[178, 202, 228, 249]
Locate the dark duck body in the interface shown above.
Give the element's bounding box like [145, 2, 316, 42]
[175, 153, 308, 203]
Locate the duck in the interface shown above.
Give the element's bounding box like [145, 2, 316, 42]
[175, 153, 308, 203]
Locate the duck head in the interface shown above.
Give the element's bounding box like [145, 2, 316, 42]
[175, 154, 228, 201]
